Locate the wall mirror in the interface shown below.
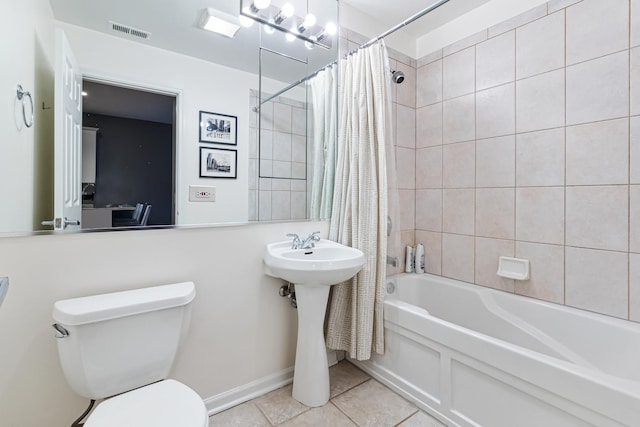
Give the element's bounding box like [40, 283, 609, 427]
[2, 0, 338, 237]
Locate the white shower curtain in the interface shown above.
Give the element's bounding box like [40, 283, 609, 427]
[325, 41, 392, 360]
[310, 65, 338, 220]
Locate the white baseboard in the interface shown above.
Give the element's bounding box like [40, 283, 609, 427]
[205, 350, 339, 416]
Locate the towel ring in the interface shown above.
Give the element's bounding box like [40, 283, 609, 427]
[16, 84, 34, 128]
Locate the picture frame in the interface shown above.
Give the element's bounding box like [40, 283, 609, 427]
[199, 147, 237, 179]
[199, 111, 237, 145]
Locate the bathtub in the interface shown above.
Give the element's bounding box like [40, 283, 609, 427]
[350, 273, 640, 427]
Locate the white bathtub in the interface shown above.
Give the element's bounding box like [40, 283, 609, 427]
[351, 273, 640, 427]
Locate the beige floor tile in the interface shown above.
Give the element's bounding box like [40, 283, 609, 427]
[279, 402, 357, 427]
[331, 380, 417, 427]
[329, 361, 370, 398]
[209, 401, 271, 426]
[253, 384, 309, 426]
[398, 410, 447, 427]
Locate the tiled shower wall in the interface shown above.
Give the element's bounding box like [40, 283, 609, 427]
[249, 91, 309, 221]
[406, 0, 640, 322]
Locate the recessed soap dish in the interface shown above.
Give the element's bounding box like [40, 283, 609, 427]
[496, 257, 530, 281]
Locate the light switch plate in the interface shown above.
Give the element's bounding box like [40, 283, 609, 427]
[189, 185, 216, 202]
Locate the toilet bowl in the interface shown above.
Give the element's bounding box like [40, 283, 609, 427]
[52, 282, 208, 427]
[85, 380, 208, 427]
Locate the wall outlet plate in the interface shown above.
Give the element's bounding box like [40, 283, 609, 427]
[189, 185, 216, 202]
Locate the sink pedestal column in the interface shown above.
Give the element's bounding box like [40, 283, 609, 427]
[292, 284, 331, 407]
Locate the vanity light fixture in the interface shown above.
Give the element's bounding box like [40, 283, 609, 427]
[199, 8, 241, 38]
[239, 0, 334, 49]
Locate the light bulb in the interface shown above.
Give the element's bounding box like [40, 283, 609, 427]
[264, 24, 275, 34]
[239, 9, 254, 28]
[303, 13, 316, 27]
[325, 22, 337, 35]
[286, 32, 296, 42]
[253, 0, 271, 10]
[282, 3, 295, 17]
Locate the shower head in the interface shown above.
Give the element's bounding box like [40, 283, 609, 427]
[391, 70, 405, 84]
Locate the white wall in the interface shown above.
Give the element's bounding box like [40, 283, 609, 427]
[0, 0, 54, 232]
[0, 220, 328, 426]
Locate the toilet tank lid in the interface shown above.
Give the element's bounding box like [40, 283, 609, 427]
[53, 282, 196, 326]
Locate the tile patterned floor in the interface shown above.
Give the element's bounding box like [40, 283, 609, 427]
[209, 361, 446, 426]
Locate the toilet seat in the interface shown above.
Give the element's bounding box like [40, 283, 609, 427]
[85, 380, 209, 427]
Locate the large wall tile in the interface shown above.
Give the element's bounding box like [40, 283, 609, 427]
[416, 189, 442, 232]
[566, 51, 629, 125]
[443, 141, 475, 188]
[516, 69, 565, 133]
[443, 47, 475, 100]
[475, 237, 515, 292]
[396, 147, 416, 190]
[271, 191, 291, 220]
[631, 186, 640, 253]
[566, 0, 629, 65]
[416, 146, 442, 189]
[476, 31, 515, 91]
[515, 242, 565, 304]
[396, 61, 416, 108]
[631, 47, 640, 115]
[476, 83, 515, 139]
[273, 103, 292, 133]
[272, 132, 292, 161]
[399, 189, 416, 231]
[516, 128, 565, 187]
[443, 94, 475, 144]
[397, 104, 416, 148]
[442, 189, 475, 235]
[516, 187, 564, 245]
[416, 231, 442, 275]
[416, 103, 442, 148]
[417, 60, 443, 107]
[566, 118, 629, 185]
[516, 10, 565, 79]
[631, 253, 640, 321]
[475, 188, 515, 239]
[565, 247, 628, 319]
[632, 117, 640, 184]
[633, 0, 640, 48]
[566, 186, 628, 251]
[442, 233, 475, 283]
[476, 135, 515, 188]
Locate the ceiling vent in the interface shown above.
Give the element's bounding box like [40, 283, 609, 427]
[109, 21, 152, 40]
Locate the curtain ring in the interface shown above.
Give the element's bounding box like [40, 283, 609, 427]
[16, 84, 34, 128]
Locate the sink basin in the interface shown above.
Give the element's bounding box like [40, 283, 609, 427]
[264, 239, 365, 286]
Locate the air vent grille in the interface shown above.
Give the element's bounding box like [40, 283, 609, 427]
[109, 21, 151, 40]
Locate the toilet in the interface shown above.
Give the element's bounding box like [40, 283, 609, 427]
[52, 282, 209, 427]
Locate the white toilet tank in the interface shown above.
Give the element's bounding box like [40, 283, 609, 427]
[52, 282, 196, 400]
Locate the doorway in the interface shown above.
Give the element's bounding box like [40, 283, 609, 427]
[81, 79, 177, 226]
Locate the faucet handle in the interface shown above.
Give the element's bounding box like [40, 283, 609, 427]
[286, 233, 301, 249]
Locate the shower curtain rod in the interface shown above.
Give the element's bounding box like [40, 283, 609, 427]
[254, 0, 450, 110]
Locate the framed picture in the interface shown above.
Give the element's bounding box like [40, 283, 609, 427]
[199, 111, 237, 145]
[200, 147, 237, 179]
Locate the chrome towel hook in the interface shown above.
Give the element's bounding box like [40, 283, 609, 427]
[16, 84, 34, 128]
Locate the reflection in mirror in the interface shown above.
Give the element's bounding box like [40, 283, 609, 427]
[1, 0, 339, 237]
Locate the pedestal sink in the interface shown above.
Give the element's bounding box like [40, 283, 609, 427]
[264, 239, 365, 407]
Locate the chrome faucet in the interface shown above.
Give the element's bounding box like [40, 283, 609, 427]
[286, 233, 302, 249]
[300, 231, 321, 249]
